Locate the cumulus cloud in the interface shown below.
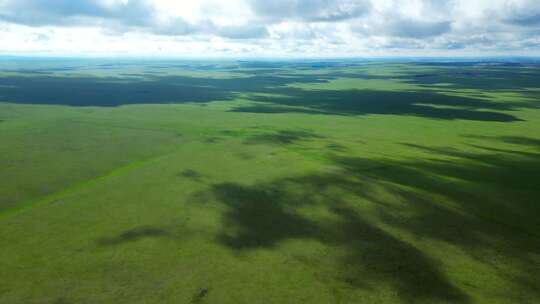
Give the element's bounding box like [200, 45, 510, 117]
[0, 0, 538, 56]
[0, 0, 152, 27]
[502, 1, 540, 26]
[354, 17, 452, 38]
[0, 0, 263, 38]
[247, 0, 371, 22]
[385, 19, 451, 38]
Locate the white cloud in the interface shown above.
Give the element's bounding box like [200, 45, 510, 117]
[0, 0, 538, 57]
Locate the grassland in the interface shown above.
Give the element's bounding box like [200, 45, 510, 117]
[0, 59, 539, 304]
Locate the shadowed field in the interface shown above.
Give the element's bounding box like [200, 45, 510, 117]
[0, 59, 539, 304]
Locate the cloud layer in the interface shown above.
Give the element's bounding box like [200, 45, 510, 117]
[0, 0, 539, 57]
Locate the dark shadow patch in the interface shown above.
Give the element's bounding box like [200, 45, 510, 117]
[203, 136, 223, 144]
[231, 105, 325, 115]
[244, 130, 322, 145]
[191, 288, 210, 304]
[196, 135, 540, 303]
[212, 183, 318, 249]
[208, 180, 469, 303]
[0, 72, 332, 107]
[238, 89, 522, 122]
[467, 144, 539, 157]
[326, 143, 347, 152]
[220, 130, 243, 136]
[180, 169, 203, 181]
[405, 63, 540, 91]
[499, 136, 540, 149]
[462, 135, 540, 154]
[0, 61, 531, 122]
[97, 227, 169, 246]
[53, 298, 70, 304]
[331, 206, 467, 303]
[236, 152, 255, 160]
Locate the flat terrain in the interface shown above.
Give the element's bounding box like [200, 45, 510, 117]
[0, 59, 539, 304]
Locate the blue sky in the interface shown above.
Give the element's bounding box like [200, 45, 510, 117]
[0, 0, 539, 57]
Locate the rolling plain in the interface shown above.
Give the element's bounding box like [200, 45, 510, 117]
[1, 59, 539, 303]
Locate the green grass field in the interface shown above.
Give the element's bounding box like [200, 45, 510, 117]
[1, 59, 539, 303]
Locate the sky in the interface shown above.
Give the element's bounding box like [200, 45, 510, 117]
[0, 0, 539, 58]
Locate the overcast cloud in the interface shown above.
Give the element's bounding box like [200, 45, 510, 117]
[0, 0, 539, 57]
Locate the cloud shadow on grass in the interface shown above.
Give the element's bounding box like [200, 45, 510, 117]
[198, 135, 540, 303]
[236, 89, 522, 122]
[97, 226, 169, 246]
[0, 63, 532, 122]
[243, 129, 323, 145]
[210, 179, 468, 303]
